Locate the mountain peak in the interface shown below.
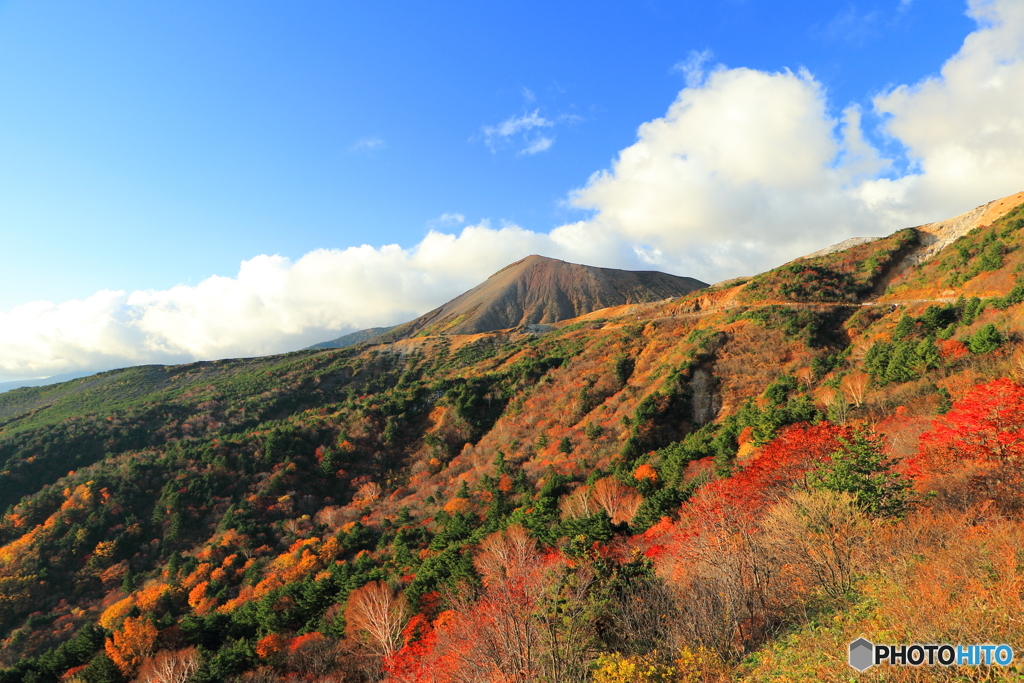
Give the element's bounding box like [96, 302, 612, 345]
[490, 253, 554, 271]
[385, 256, 708, 339]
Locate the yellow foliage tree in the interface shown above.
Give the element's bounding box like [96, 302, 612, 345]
[98, 597, 135, 630]
[592, 653, 676, 683]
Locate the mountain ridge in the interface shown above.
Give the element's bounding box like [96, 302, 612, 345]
[306, 326, 397, 351]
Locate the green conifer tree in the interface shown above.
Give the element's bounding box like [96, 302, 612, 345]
[809, 430, 910, 519]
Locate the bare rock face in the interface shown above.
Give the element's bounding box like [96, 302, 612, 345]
[911, 190, 1024, 265]
[386, 255, 708, 338]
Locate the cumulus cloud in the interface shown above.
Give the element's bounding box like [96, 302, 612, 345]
[3, 0, 1024, 381]
[563, 0, 1024, 276]
[865, 0, 1024, 215]
[0, 224, 578, 381]
[566, 66, 875, 276]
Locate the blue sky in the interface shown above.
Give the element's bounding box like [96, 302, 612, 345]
[1, 0, 1022, 381]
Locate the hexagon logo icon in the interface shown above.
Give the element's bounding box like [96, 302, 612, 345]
[849, 637, 874, 671]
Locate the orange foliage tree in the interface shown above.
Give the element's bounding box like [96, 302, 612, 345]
[633, 463, 659, 483]
[255, 632, 287, 664]
[105, 616, 158, 676]
[135, 581, 171, 613]
[187, 580, 216, 616]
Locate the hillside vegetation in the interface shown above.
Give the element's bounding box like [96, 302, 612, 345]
[1, 199, 1024, 682]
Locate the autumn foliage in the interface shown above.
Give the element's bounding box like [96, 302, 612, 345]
[105, 616, 158, 676]
[912, 378, 1024, 507]
[3, 204, 1024, 681]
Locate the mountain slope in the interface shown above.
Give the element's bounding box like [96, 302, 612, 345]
[306, 326, 397, 350]
[1, 194, 1024, 682]
[381, 254, 707, 339]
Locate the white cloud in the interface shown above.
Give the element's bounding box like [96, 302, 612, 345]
[519, 136, 554, 156]
[428, 212, 466, 227]
[865, 0, 1024, 215]
[481, 109, 568, 155]
[565, 66, 870, 277]
[481, 109, 556, 154]
[0, 224, 575, 381]
[672, 49, 714, 88]
[822, 7, 882, 44]
[561, 0, 1024, 278]
[351, 137, 386, 152]
[481, 105, 583, 156]
[483, 110, 552, 140]
[3, 0, 1024, 382]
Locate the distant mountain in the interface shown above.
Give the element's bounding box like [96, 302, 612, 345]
[0, 370, 93, 394]
[382, 254, 708, 340]
[306, 326, 397, 350]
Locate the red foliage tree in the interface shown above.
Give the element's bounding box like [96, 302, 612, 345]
[691, 423, 850, 519]
[642, 423, 850, 563]
[389, 525, 566, 683]
[912, 378, 1024, 503]
[383, 614, 445, 683]
[637, 423, 853, 657]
